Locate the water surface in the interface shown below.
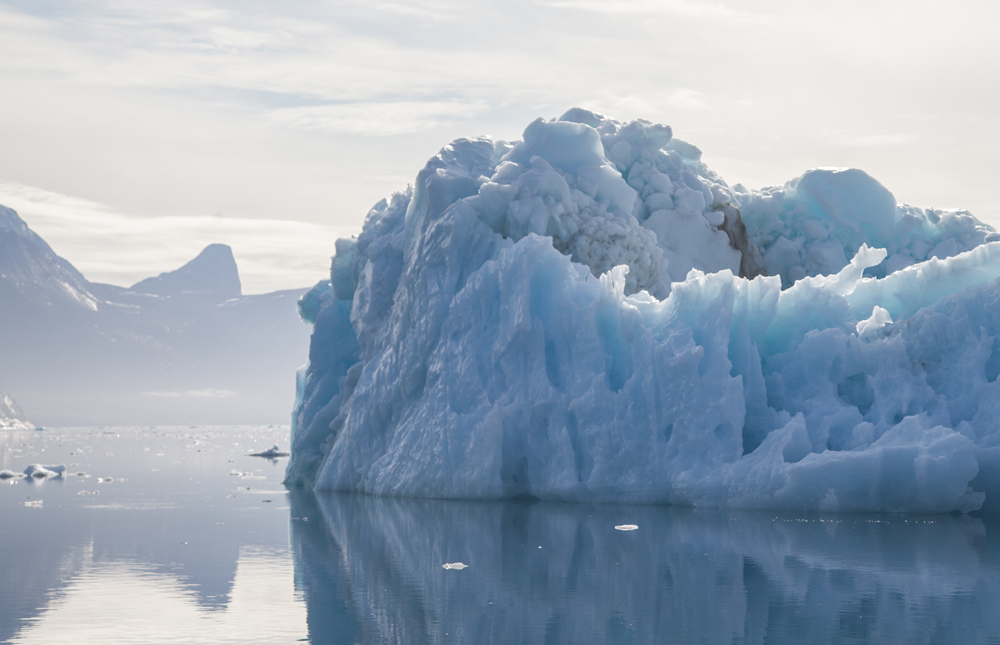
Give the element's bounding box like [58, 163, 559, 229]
[3, 427, 1000, 644]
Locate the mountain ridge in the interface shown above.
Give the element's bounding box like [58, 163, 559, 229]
[0, 204, 313, 426]
[0, 385, 33, 431]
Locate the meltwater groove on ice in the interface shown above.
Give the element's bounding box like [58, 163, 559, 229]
[287, 108, 1000, 513]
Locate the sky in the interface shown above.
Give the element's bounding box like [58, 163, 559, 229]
[1, 0, 998, 293]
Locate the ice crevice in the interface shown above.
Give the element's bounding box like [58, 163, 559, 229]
[287, 108, 1000, 513]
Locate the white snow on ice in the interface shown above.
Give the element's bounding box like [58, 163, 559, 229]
[287, 109, 1000, 513]
[23, 464, 66, 480]
[249, 445, 290, 458]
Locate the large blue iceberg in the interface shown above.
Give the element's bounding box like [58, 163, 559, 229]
[287, 109, 1000, 513]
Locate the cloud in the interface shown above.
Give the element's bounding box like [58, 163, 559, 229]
[838, 133, 918, 148]
[267, 100, 487, 136]
[816, 129, 918, 148]
[146, 388, 237, 398]
[0, 0, 998, 236]
[0, 181, 357, 294]
[543, 0, 771, 22]
[667, 88, 707, 111]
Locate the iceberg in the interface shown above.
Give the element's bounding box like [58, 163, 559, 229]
[23, 464, 65, 479]
[288, 108, 1000, 513]
[249, 444, 290, 458]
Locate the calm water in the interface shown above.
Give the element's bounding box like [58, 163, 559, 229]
[3, 427, 1000, 644]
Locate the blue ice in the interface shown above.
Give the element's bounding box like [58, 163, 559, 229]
[287, 109, 1000, 513]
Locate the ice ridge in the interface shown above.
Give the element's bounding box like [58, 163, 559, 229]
[288, 109, 1000, 513]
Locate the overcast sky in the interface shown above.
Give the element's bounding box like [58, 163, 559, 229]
[1, 0, 998, 292]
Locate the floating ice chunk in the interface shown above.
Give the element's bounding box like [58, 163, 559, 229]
[21, 500, 42, 507]
[0, 469, 24, 479]
[614, 525, 639, 531]
[250, 445, 290, 458]
[23, 464, 65, 479]
[442, 562, 468, 570]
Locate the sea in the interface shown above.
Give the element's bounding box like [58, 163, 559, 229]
[2, 425, 999, 644]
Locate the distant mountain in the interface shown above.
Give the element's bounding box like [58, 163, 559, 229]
[131, 243, 242, 297]
[0, 204, 97, 311]
[0, 385, 33, 430]
[0, 205, 313, 426]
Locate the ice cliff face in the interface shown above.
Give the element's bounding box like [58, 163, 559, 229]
[288, 109, 1000, 513]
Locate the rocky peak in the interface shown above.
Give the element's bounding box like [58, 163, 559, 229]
[130, 243, 242, 297]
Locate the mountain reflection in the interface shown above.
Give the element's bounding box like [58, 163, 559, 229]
[291, 491, 1000, 644]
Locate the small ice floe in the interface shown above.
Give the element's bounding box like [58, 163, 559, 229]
[21, 500, 43, 507]
[249, 445, 290, 458]
[23, 464, 65, 479]
[96, 477, 114, 483]
[0, 470, 25, 480]
[78, 490, 100, 496]
[442, 562, 468, 570]
[614, 524, 639, 531]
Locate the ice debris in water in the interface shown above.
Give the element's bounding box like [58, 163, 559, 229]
[250, 445, 290, 458]
[21, 500, 43, 507]
[23, 464, 65, 479]
[287, 108, 1000, 514]
[0, 470, 24, 479]
[442, 562, 468, 570]
[615, 525, 639, 531]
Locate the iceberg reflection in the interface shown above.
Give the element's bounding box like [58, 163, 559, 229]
[293, 491, 1000, 644]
